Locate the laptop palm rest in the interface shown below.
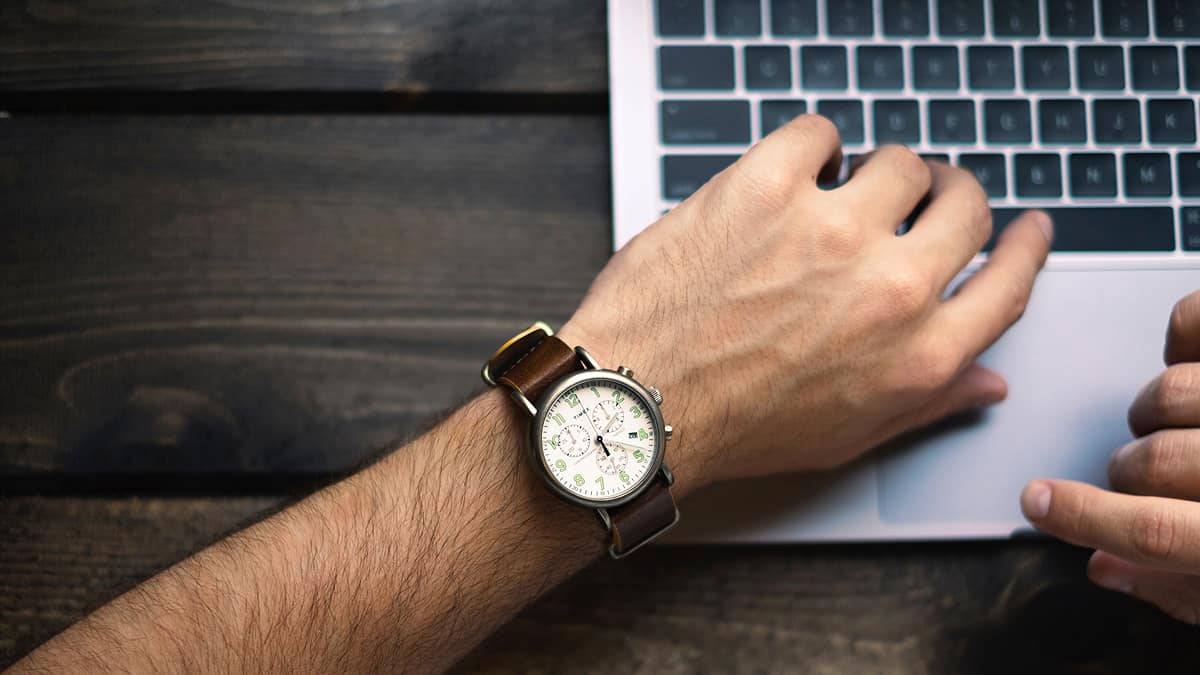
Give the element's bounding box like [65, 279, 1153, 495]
[667, 268, 1199, 543]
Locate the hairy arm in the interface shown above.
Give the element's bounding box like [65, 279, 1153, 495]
[9, 116, 1051, 672]
[11, 389, 608, 674]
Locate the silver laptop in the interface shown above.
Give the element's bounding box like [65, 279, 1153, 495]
[607, 0, 1200, 542]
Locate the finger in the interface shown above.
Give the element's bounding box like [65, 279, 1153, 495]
[1108, 429, 1200, 500]
[742, 113, 844, 188]
[930, 209, 1052, 360]
[1128, 363, 1200, 436]
[1020, 478, 1200, 573]
[1167, 291, 1200, 365]
[903, 161, 994, 289]
[859, 363, 1008, 446]
[836, 145, 932, 232]
[1088, 551, 1200, 624]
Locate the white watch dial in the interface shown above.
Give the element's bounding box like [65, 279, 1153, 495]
[539, 378, 659, 501]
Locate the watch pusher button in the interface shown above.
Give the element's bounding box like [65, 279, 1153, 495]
[617, 365, 633, 377]
[647, 386, 664, 405]
[664, 425, 674, 440]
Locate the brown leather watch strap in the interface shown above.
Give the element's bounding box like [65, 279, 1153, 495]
[492, 335, 580, 403]
[606, 478, 679, 557]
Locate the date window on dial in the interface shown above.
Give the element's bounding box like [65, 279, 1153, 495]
[628, 432, 638, 439]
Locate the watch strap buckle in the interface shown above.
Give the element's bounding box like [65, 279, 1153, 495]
[481, 321, 555, 386]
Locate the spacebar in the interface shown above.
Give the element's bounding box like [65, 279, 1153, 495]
[988, 207, 1176, 252]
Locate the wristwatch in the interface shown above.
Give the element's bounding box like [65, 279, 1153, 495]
[482, 322, 679, 558]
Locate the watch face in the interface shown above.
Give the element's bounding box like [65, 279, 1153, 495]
[535, 375, 662, 504]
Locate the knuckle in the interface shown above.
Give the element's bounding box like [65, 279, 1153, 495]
[1153, 366, 1196, 416]
[793, 113, 841, 145]
[1131, 506, 1181, 562]
[881, 145, 932, 190]
[1168, 291, 1200, 342]
[902, 338, 961, 392]
[809, 218, 867, 259]
[1138, 432, 1180, 487]
[876, 267, 934, 317]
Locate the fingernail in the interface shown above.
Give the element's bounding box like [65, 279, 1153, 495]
[1030, 210, 1054, 244]
[1021, 481, 1052, 520]
[1094, 574, 1134, 595]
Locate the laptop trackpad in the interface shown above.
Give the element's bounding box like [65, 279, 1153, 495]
[878, 268, 1198, 525]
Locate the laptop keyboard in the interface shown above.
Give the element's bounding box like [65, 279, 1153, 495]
[654, 0, 1200, 253]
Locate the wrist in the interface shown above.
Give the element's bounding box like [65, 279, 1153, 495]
[556, 318, 712, 497]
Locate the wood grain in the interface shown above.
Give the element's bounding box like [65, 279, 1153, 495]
[2, 496, 1197, 673]
[0, 1, 607, 94]
[0, 114, 612, 476]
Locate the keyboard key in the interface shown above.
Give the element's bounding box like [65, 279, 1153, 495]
[928, 99, 976, 143]
[937, 0, 984, 35]
[920, 153, 950, 163]
[1100, 0, 1149, 37]
[959, 153, 1006, 196]
[659, 47, 735, 90]
[802, 47, 849, 89]
[1022, 46, 1070, 90]
[1092, 100, 1141, 143]
[1155, 0, 1200, 38]
[771, 0, 818, 35]
[1180, 153, 1200, 196]
[1077, 46, 1125, 90]
[657, 0, 705, 36]
[968, 46, 1015, 90]
[990, 207, 1175, 252]
[883, 0, 929, 36]
[1147, 99, 1197, 144]
[745, 46, 792, 90]
[1013, 154, 1062, 197]
[661, 101, 751, 144]
[817, 100, 864, 143]
[1132, 46, 1181, 91]
[1038, 99, 1087, 144]
[993, 0, 1039, 37]
[761, 100, 808, 136]
[1123, 153, 1171, 197]
[858, 46, 904, 90]
[1047, 0, 1095, 36]
[1069, 153, 1117, 197]
[1183, 208, 1200, 251]
[912, 46, 960, 90]
[1187, 47, 1200, 91]
[715, 0, 761, 35]
[827, 0, 874, 36]
[874, 100, 921, 144]
[662, 155, 738, 199]
[984, 100, 1031, 144]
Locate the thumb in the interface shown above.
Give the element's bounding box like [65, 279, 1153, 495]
[1088, 550, 1200, 625]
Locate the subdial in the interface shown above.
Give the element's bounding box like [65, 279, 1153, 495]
[589, 401, 625, 435]
[595, 445, 628, 475]
[553, 425, 591, 458]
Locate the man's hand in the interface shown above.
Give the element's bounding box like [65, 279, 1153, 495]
[561, 115, 1052, 488]
[1021, 291, 1200, 624]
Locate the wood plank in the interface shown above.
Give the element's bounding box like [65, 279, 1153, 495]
[0, 114, 612, 476]
[2, 496, 1197, 672]
[0, 1, 607, 94]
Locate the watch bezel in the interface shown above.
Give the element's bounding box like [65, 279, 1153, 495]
[529, 369, 667, 509]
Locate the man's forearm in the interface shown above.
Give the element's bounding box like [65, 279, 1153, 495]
[12, 390, 618, 674]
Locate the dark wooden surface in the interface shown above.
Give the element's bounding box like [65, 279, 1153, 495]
[2, 1, 1199, 672]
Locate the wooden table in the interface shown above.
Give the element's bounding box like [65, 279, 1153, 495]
[2, 2, 1197, 671]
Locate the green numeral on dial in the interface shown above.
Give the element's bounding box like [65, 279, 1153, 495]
[573, 474, 585, 487]
[638, 428, 649, 440]
[566, 392, 580, 408]
[633, 449, 646, 463]
[549, 437, 559, 448]
[551, 412, 565, 426]
[619, 471, 630, 484]
[555, 459, 567, 471]
[612, 391, 625, 405]
[631, 406, 642, 419]
[595, 476, 605, 491]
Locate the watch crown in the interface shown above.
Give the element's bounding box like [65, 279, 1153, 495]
[617, 365, 634, 377]
[664, 425, 674, 440]
[647, 386, 663, 405]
